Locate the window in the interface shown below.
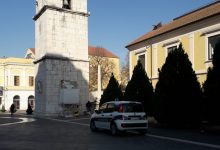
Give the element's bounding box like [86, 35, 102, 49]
[63, 0, 71, 9]
[28, 95, 35, 109]
[14, 76, 20, 86]
[99, 103, 107, 112]
[208, 34, 220, 60]
[138, 54, 145, 69]
[122, 103, 144, 113]
[13, 95, 20, 109]
[167, 46, 177, 54]
[106, 103, 115, 113]
[29, 76, 34, 87]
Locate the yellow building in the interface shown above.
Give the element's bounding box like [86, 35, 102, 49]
[126, 1, 220, 87]
[0, 56, 35, 111]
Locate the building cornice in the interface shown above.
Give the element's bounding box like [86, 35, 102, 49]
[34, 55, 89, 64]
[201, 26, 220, 36]
[33, 5, 90, 21]
[0, 63, 34, 67]
[162, 39, 180, 47]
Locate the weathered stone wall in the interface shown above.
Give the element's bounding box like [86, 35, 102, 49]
[35, 58, 89, 116]
[35, 4, 88, 60]
[35, 0, 89, 116]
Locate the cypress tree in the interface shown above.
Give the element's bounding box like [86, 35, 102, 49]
[99, 73, 123, 106]
[203, 41, 220, 124]
[154, 44, 202, 126]
[124, 60, 154, 116]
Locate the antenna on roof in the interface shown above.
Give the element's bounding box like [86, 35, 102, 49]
[152, 22, 162, 30]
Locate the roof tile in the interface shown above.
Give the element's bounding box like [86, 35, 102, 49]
[126, 1, 220, 48]
[88, 46, 118, 58]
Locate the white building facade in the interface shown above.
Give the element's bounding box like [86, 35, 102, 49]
[0, 58, 35, 111]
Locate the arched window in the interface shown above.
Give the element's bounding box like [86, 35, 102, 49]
[63, 0, 71, 9]
[28, 95, 35, 109]
[13, 95, 20, 110]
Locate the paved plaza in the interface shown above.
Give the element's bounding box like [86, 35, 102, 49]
[0, 113, 220, 150]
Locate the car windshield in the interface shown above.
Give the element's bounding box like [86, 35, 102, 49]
[122, 103, 144, 112]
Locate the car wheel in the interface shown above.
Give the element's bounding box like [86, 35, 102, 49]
[110, 123, 118, 136]
[90, 120, 97, 132]
[138, 129, 147, 135]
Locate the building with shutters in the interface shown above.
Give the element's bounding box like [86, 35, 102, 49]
[126, 1, 220, 87]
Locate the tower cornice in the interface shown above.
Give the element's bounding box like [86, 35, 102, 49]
[33, 5, 90, 21]
[33, 55, 89, 64]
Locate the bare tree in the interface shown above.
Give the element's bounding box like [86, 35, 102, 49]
[89, 47, 116, 92]
[120, 52, 129, 91]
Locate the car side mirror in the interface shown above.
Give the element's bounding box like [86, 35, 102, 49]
[95, 109, 101, 114]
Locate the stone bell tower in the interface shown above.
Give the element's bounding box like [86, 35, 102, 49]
[34, 0, 89, 116]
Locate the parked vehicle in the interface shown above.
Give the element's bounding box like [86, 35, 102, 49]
[90, 101, 148, 135]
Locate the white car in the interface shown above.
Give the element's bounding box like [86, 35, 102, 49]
[90, 101, 148, 135]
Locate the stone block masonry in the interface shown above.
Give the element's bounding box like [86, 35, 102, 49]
[35, 58, 89, 116]
[34, 0, 89, 117]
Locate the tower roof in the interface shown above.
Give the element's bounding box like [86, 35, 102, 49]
[88, 46, 119, 58]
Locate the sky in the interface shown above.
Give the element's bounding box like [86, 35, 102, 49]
[0, 0, 213, 65]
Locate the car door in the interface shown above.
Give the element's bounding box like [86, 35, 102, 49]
[95, 103, 107, 129]
[103, 103, 115, 129]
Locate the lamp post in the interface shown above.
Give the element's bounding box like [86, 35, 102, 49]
[3, 62, 6, 107]
[97, 64, 101, 108]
